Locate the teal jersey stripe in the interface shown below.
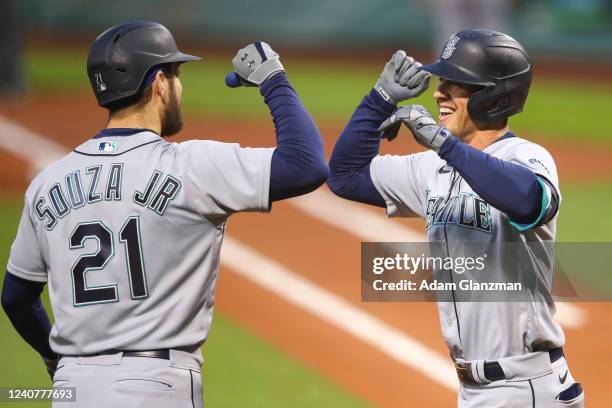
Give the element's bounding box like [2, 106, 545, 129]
[509, 177, 549, 232]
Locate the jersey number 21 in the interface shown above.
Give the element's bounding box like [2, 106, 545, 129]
[69, 217, 147, 306]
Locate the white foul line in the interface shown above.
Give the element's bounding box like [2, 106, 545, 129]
[554, 302, 587, 330]
[0, 115, 68, 172]
[290, 189, 587, 329]
[221, 236, 459, 390]
[290, 187, 425, 243]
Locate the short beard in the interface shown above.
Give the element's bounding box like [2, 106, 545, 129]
[160, 82, 183, 138]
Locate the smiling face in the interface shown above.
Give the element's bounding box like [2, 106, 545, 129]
[433, 78, 483, 140]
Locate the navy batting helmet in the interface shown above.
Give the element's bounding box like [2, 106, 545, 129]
[87, 21, 201, 109]
[420, 29, 532, 123]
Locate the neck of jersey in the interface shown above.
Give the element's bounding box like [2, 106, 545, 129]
[94, 128, 159, 139]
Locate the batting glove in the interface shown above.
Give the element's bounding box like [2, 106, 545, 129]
[374, 50, 430, 105]
[378, 104, 453, 152]
[225, 42, 285, 88]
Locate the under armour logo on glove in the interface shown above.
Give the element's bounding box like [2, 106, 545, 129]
[415, 105, 429, 115]
[240, 53, 255, 68]
[226, 42, 285, 88]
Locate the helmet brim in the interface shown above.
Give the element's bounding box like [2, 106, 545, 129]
[172, 52, 202, 63]
[419, 61, 494, 87]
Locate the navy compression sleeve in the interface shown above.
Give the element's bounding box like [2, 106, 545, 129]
[262, 73, 329, 202]
[439, 137, 557, 225]
[327, 89, 396, 207]
[1, 273, 56, 360]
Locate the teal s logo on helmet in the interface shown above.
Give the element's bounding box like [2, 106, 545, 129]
[442, 35, 461, 59]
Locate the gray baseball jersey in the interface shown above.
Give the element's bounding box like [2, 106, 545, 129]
[370, 136, 564, 361]
[7, 131, 273, 355]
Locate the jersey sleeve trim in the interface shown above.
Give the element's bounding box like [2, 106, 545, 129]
[508, 177, 550, 232]
[6, 265, 48, 283]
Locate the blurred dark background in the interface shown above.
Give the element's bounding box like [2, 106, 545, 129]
[8, 0, 612, 56]
[3, 0, 611, 94]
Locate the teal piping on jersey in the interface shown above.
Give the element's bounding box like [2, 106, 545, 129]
[94, 128, 158, 139]
[509, 177, 549, 232]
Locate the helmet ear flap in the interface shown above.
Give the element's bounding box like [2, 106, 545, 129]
[467, 74, 531, 123]
[467, 86, 494, 122]
[468, 88, 512, 123]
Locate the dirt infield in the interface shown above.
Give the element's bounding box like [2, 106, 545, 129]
[1, 94, 611, 407]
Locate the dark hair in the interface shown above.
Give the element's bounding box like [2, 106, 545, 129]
[108, 64, 178, 115]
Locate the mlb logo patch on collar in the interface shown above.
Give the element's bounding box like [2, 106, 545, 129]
[99, 141, 118, 152]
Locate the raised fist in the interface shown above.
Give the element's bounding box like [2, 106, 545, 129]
[374, 51, 430, 104]
[225, 42, 284, 88]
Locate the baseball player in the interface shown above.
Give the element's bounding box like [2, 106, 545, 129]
[328, 30, 584, 407]
[2, 21, 328, 407]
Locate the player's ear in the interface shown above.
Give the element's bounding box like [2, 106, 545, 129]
[152, 71, 167, 103]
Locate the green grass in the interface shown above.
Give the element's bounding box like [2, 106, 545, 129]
[24, 49, 612, 143]
[556, 183, 612, 296]
[511, 80, 612, 142]
[557, 182, 612, 242]
[0, 199, 369, 408]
